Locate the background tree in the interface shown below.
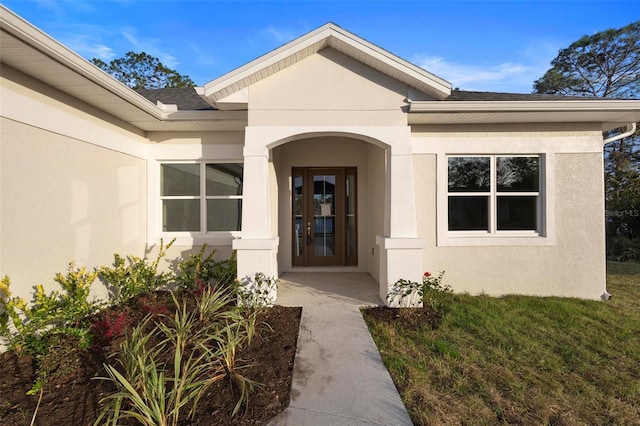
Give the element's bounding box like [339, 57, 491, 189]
[92, 51, 195, 89]
[534, 21, 640, 261]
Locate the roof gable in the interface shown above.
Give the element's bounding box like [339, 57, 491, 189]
[196, 23, 452, 108]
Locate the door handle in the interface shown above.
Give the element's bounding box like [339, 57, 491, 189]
[306, 222, 312, 245]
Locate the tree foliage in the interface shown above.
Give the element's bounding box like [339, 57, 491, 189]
[534, 21, 640, 258]
[92, 51, 195, 89]
[533, 21, 640, 98]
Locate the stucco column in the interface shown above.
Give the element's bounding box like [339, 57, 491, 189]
[232, 135, 279, 298]
[377, 130, 424, 305]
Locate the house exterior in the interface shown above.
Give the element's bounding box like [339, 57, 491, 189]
[2, 6, 639, 304]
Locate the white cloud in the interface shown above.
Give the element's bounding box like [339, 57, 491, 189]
[59, 34, 116, 61]
[414, 41, 560, 93]
[121, 28, 179, 68]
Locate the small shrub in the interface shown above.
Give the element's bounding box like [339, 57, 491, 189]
[388, 271, 451, 312]
[236, 272, 278, 308]
[99, 239, 174, 305]
[90, 311, 133, 345]
[0, 264, 100, 357]
[174, 246, 238, 292]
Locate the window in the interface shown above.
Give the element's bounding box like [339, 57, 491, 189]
[447, 155, 540, 234]
[160, 162, 243, 233]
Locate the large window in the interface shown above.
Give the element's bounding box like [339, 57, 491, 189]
[447, 155, 540, 233]
[160, 162, 243, 233]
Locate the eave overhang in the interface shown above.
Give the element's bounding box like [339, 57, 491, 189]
[408, 100, 640, 129]
[0, 6, 246, 132]
[197, 23, 452, 109]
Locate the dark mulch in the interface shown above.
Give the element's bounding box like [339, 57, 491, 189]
[0, 293, 301, 426]
[363, 306, 443, 330]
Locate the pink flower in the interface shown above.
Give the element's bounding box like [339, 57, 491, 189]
[424, 272, 431, 277]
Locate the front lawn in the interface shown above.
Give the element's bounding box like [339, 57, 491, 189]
[363, 262, 640, 425]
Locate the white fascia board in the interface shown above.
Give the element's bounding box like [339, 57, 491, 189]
[409, 99, 640, 113]
[164, 110, 248, 121]
[200, 23, 451, 102]
[0, 5, 167, 120]
[327, 26, 451, 98]
[200, 27, 331, 100]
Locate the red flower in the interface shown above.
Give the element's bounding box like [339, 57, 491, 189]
[424, 272, 431, 277]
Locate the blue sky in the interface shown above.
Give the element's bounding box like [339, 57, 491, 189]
[2, 0, 638, 93]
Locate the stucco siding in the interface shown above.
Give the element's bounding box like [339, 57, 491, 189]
[413, 148, 606, 299]
[248, 48, 408, 127]
[1, 117, 147, 300]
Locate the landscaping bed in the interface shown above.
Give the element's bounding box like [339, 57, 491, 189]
[0, 244, 302, 425]
[0, 292, 301, 425]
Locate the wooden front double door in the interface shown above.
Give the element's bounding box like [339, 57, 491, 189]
[292, 167, 357, 267]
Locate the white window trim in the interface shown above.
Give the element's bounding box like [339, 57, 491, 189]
[437, 153, 555, 247]
[149, 159, 243, 246]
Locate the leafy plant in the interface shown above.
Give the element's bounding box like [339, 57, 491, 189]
[95, 304, 223, 426]
[214, 321, 262, 416]
[99, 239, 174, 305]
[95, 288, 264, 424]
[173, 247, 238, 293]
[1, 275, 12, 338]
[236, 272, 278, 308]
[91, 311, 133, 345]
[388, 271, 451, 311]
[0, 264, 100, 357]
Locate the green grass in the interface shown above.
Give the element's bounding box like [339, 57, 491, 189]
[363, 262, 640, 425]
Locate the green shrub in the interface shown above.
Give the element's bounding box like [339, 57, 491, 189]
[174, 247, 237, 292]
[99, 239, 174, 305]
[0, 264, 99, 357]
[388, 271, 451, 311]
[236, 272, 277, 308]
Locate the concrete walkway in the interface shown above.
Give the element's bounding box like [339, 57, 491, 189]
[268, 273, 413, 426]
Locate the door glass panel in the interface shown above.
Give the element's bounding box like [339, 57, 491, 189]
[293, 175, 303, 257]
[346, 174, 356, 257]
[313, 175, 336, 256]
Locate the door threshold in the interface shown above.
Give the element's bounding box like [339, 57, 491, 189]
[288, 266, 362, 273]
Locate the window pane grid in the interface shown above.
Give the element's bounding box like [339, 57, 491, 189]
[160, 162, 243, 234]
[447, 155, 541, 234]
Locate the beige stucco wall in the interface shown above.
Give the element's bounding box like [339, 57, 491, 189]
[248, 48, 409, 127]
[0, 65, 153, 301]
[413, 125, 607, 299]
[272, 137, 387, 274]
[0, 117, 148, 300]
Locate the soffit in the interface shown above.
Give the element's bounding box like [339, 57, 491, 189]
[199, 23, 452, 107]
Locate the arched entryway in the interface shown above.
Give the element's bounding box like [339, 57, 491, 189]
[233, 126, 425, 305]
[272, 136, 385, 280]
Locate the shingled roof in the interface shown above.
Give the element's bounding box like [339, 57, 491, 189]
[445, 90, 595, 101]
[134, 87, 598, 112]
[136, 87, 215, 111]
